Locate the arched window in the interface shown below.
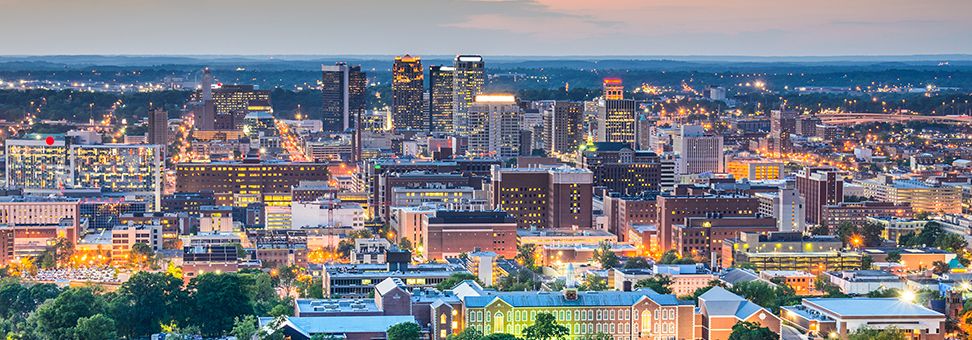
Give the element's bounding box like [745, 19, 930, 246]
[440, 313, 447, 325]
[640, 310, 651, 334]
[493, 312, 505, 334]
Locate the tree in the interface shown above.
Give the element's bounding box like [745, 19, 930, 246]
[27, 287, 107, 340]
[523, 313, 569, 340]
[658, 250, 694, 264]
[386, 322, 421, 340]
[861, 255, 873, 270]
[578, 333, 613, 340]
[516, 244, 539, 270]
[109, 272, 187, 338]
[623, 257, 650, 269]
[231, 315, 260, 340]
[808, 224, 829, 236]
[592, 242, 620, 269]
[886, 250, 902, 263]
[728, 321, 776, 340]
[496, 268, 539, 291]
[130, 242, 157, 269]
[273, 265, 301, 298]
[835, 222, 859, 246]
[74, 314, 117, 340]
[932, 260, 950, 275]
[482, 334, 518, 340]
[729, 281, 799, 314]
[578, 276, 608, 291]
[634, 275, 673, 294]
[188, 273, 255, 337]
[861, 222, 885, 247]
[437, 273, 479, 291]
[847, 327, 907, 340]
[448, 327, 483, 340]
[399, 238, 413, 251]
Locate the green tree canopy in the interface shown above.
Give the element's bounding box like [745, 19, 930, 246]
[728, 321, 776, 340]
[386, 322, 422, 340]
[634, 275, 673, 294]
[523, 313, 569, 340]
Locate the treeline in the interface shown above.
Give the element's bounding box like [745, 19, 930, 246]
[0, 270, 292, 339]
[0, 89, 189, 123]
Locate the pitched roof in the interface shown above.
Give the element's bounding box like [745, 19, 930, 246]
[261, 315, 416, 337]
[464, 289, 683, 308]
[698, 287, 769, 320]
[376, 277, 407, 296]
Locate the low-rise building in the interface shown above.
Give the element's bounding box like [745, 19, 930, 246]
[698, 287, 781, 340]
[824, 270, 905, 295]
[781, 298, 946, 339]
[722, 232, 862, 273]
[759, 270, 818, 295]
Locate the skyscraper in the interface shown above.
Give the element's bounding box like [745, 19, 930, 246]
[467, 94, 521, 158]
[321, 63, 367, 132]
[148, 109, 168, 147]
[392, 55, 425, 131]
[541, 101, 583, 157]
[673, 125, 724, 174]
[429, 65, 455, 132]
[597, 78, 637, 145]
[452, 55, 485, 134]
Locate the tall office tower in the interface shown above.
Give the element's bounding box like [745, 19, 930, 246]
[673, 125, 724, 174]
[195, 67, 216, 130]
[542, 101, 583, 157]
[467, 95, 522, 158]
[597, 79, 637, 145]
[429, 65, 455, 132]
[201, 67, 213, 101]
[392, 55, 425, 131]
[148, 109, 168, 147]
[603, 78, 624, 100]
[452, 55, 485, 134]
[193, 84, 271, 131]
[796, 166, 844, 226]
[769, 108, 798, 154]
[321, 63, 367, 132]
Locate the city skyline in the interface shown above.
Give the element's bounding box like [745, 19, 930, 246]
[1, 0, 970, 56]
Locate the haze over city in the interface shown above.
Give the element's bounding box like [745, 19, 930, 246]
[2, 0, 971, 56]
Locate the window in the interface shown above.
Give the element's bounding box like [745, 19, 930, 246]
[440, 314, 447, 324]
[641, 310, 651, 333]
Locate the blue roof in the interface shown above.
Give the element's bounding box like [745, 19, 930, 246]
[464, 289, 683, 308]
[261, 315, 416, 337]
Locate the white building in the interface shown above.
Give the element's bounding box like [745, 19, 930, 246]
[291, 199, 365, 229]
[673, 125, 723, 174]
[756, 182, 805, 232]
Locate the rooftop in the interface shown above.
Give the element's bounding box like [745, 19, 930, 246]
[802, 298, 945, 318]
[260, 315, 416, 337]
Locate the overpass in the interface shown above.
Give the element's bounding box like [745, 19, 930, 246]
[817, 112, 972, 125]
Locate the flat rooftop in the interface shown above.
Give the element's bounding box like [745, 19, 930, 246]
[803, 298, 945, 318]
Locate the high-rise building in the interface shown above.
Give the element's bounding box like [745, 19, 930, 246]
[148, 109, 168, 147]
[673, 125, 724, 174]
[597, 79, 637, 145]
[796, 166, 843, 225]
[392, 55, 425, 131]
[452, 55, 485, 134]
[581, 142, 661, 196]
[174, 161, 329, 207]
[542, 101, 584, 157]
[656, 194, 759, 252]
[603, 78, 624, 100]
[429, 65, 455, 133]
[4, 138, 71, 190]
[321, 63, 367, 132]
[490, 166, 593, 229]
[71, 144, 164, 209]
[467, 95, 522, 158]
[768, 109, 798, 154]
[192, 83, 271, 131]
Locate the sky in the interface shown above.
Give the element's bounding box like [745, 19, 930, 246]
[0, 0, 970, 56]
